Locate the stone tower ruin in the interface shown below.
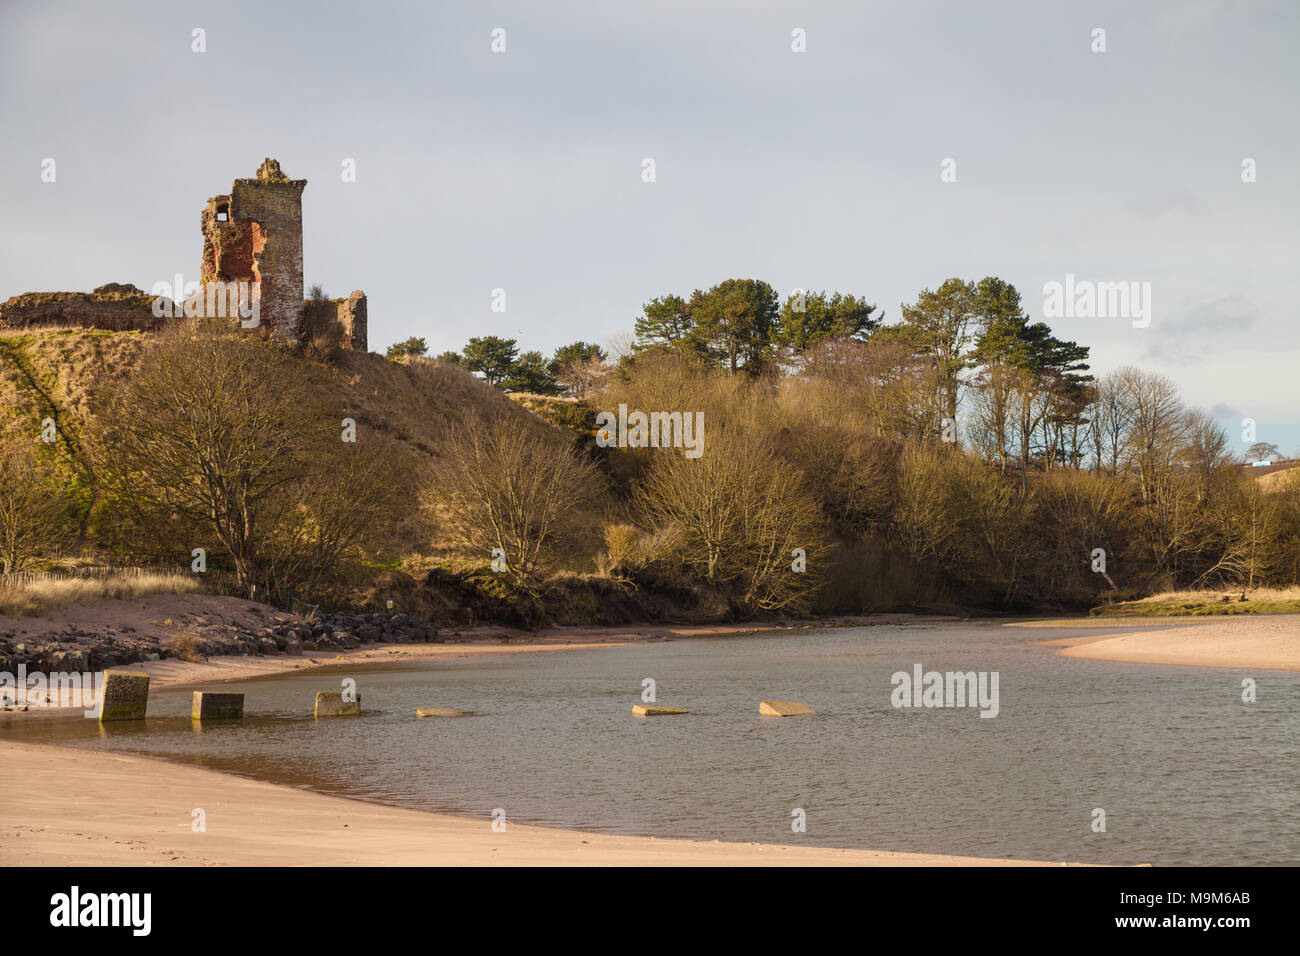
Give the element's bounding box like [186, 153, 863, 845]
[2, 157, 367, 349]
[200, 158, 306, 342]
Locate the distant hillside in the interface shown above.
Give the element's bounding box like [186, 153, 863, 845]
[1255, 463, 1300, 491]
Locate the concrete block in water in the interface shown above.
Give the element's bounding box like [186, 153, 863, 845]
[314, 691, 360, 718]
[98, 670, 150, 722]
[192, 691, 244, 720]
[632, 704, 687, 716]
[759, 700, 816, 717]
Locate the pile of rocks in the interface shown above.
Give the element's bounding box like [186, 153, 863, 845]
[0, 624, 162, 673]
[0, 610, 439, 672]
[312, 611, 441, 649]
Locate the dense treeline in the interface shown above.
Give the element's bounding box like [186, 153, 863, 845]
[574, 348, 1300, 614]
[415, 274, 1300, 616]
[386, 335, 608, 397]
[2, 274, 1298, 624]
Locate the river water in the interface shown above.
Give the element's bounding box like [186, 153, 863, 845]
[4, 621, 1296, 865]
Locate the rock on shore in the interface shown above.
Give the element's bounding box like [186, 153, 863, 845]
[0, 608, 440, 675]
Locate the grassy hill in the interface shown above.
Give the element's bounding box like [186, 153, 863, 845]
[1, 328, 558, 479]
[1257, 466, 1300, 492]
[0, 328, 587, 618]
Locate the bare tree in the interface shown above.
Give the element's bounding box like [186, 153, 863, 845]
[1196, 478, 1282, 588]
[1113, 366, 1187, 500]
[424, 417, 601, 590]
[92, 318, 378, 593]
[259, 448, 402, 596]
[636, 429, 825, 614]
[1181, 408, 1235, 502]
[1245, 441, 1280, 463]
[894, 443, 1023, 601]
[557, 355, 611, 399]
[0, 437, 67, 573]
[1087, 373, 1134, 474]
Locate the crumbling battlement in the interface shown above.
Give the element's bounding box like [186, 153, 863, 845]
[0, 283, 172, 332]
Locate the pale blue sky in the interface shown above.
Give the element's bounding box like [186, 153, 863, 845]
[2, 0, 1297, 452]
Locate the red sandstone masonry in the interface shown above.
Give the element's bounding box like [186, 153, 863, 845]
[303, 290, 368, 351]
[201, 158, 306, 342]
[0, 285, 170, 331]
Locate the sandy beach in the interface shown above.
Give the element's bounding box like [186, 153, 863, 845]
[1019, 615, 1300, 671]
[0, 740, 1086, 867]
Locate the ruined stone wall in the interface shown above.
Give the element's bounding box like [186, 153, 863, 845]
[339, 291, 367, 351]
[302, 291, 368, 351]
[0, 284, 171, 332]
[200, 159, 306, 342]
[201, 197, 255, 285]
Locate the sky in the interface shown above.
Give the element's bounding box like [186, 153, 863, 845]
[2, 0, 1297, 453]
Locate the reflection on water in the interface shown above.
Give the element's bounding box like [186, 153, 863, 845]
[3, 622, 1296, 865]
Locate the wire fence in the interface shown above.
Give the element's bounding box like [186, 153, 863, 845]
[2, 565, 256, 600]
[1, 566, 324, 614]
[1, 565, 186, 584]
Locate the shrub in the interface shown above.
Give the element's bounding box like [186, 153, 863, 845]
[171, 632, 204, 663]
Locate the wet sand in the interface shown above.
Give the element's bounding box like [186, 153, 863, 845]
[0, 740, 1087, 867]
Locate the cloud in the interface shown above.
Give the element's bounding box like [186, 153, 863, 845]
[1143, 294, 1260, 363]
[1127, 189, 1209, 219]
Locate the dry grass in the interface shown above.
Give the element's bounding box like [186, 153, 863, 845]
[1095, 586, 1300, 617]
[0, 328, 147, 423]
[1257, 467, 1300, 492]
[0, 572, 201, 617]
[170, 632, 204, 662]
[1134, 586, 1300, 603]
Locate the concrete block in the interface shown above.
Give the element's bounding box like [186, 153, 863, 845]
[759, 700, 816, 716]
[98, 671, 150, 722]
[314, 691, 360, 718]
[632, 704, 687, 716]
[191, 691, 244, 720]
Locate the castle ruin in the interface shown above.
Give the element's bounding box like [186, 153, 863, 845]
[200, 158, 366, 350]
[1, 158, 367, 351]
[200, 158, 306, 342]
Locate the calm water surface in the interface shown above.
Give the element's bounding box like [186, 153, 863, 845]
[4, 622, 1296, 865]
